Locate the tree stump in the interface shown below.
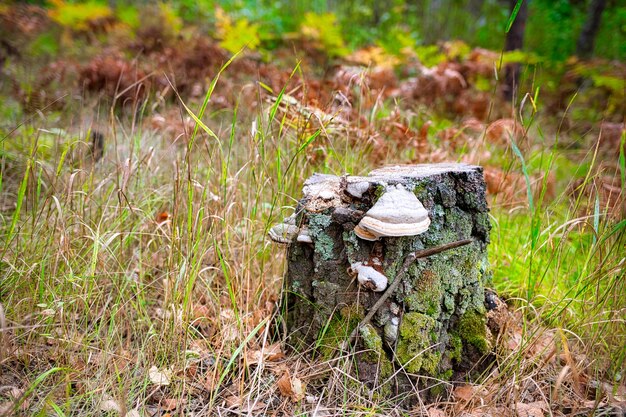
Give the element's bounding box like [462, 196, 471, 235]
[277, 164, 493, 392]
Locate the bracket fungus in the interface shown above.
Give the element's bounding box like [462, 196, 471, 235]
[350, 262, 389, 292]
[345, 181, 371, 199]
[354, 184, 431, 241]
[384, 316, 400, 344]
[296, 226, 313, 244]
[268, 215, 299, 244]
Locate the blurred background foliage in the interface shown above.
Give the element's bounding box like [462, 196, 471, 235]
[6, 0, 624, 62]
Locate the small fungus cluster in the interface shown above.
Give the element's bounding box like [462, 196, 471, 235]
[350, 261, 388, 292]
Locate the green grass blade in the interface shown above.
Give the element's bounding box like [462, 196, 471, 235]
[505, 0, 525, 33]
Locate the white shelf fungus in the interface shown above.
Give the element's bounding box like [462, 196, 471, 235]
[296, 226, 313, 243]
[351, 262, 388, 292]
[346, 181, 371, 199]
[354, 184, 430, 241]
[269, 222, 299, 244]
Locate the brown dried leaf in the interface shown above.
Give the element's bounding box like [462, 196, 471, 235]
[204, 369, 219, 392]
[526, 330, 556, 362]
[246, 342, 285, 365]
[427, 407, 447, 417]
[276, 370, 305, 402]
[160, 397, 180, 411]
[0, 387, 28, 413]
[99, 395, 122, 413]
[454, 384, 476, 402]
[515, 401, 548, 417]
[156, 211, 170, 224]
[291, 376, 305, 402]
[225, 395, 242, 408]
[277, 371, 293, 397]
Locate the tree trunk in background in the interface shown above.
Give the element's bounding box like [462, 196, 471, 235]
[469, 0, 485, 17]
[576, 0, 607, 58]
[502, 0, 528, 101]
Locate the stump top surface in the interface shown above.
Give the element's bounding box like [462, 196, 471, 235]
[368, 163, 480, 179]
[301, 164, 483, 210]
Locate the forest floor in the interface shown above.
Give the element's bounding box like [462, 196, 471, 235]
[0, 4, 625, 416]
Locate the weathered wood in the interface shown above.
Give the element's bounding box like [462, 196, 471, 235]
[282, 164, 493, 392]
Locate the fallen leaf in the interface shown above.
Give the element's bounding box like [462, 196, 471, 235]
[427, 407, 447, 417]
[125, 410, 141, 417]
[454, 384, 475, 402]
[515, 401, 548, 417]
[0, 387, 26, 415]
[160, 397, 180, 411]
[277, 370, 293, 397]
[148, 366, 171, 386]
[204, 369, 219, 392]
[245, 342, 285, 365]
[276, 370, 305, 402]
[291, 376, 305, 401]
[225, 395, 242, 408]
[100, 395, 122, 413]
[192, 304, 212, 320]
[156, 211, 170, 224]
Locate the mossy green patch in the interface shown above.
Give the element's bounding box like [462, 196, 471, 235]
[444, 206, 473, 237]
[458, 310, 490, 354]
[395, 312, 441, 374]
[342, 230, 361, 264]
[359, 324, 393, 378]
[411, 182, 429, 201]
[449, 333, 463, 362]
[316, 304, 363, 359]
[373, 183, 386, 200]
[404, 269, 443, 318]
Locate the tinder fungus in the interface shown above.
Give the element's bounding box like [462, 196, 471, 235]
[273, 164, 493, 397]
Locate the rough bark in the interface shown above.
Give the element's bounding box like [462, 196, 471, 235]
[283, 164, 493, 394]
[576, 0, 607, 58]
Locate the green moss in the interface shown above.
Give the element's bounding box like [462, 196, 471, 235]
[438, 368, 454, 380]
[420, 351, 442, 374]
[359, 324, 393, 378]
[382, 237, 409, 279]
[395, 312, 441, 375]
[308, 214, 335, 261]
[423, 227, 458, 246]
[445, 207, 473, 237]
[458, 310, 490, 354]
[449, 333, 463, 362]
[374, 184, 386, 200]
[404, 269, 443, 318]
[419, 244, 486, 317]
[411, 182, 429, 201]
[316, 304, 363, 359]
[429, 383, 446, 397]
[429, 368, 454, 396]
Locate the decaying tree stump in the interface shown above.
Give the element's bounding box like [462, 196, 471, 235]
[273, 164, 493, 392]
